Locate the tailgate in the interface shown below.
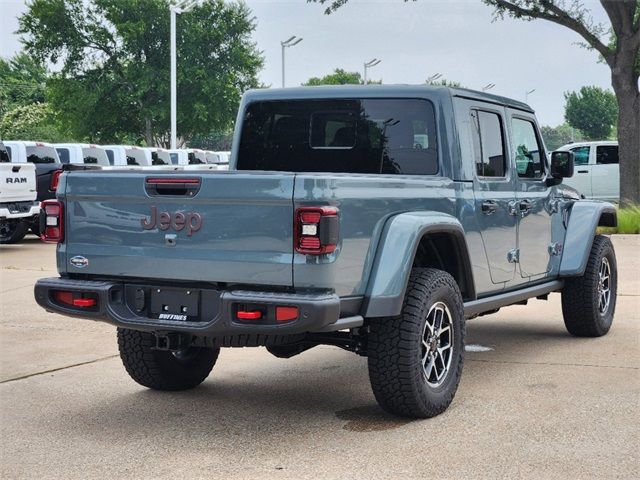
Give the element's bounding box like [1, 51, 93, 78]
[0, 163, 37, 203]
[61, 171, 295, 286]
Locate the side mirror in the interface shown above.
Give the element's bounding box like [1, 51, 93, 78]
[550, 151, 574, 179]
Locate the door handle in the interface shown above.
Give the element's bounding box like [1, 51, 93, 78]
[481, 200, 498, 215]
[577, 170, 589, 173]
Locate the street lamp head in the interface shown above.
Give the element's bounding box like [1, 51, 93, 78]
[365, 58, 381, 67]
[282, 36, 303, 47]
[171, 0, 200, 13]
[426, 73, 442, 83]
[482, 83, 495, 91]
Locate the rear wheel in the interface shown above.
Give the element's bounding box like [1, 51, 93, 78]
[561, 235, 617, 337]
[367, 268, 465, 418]
[117, 328, 219, 390]
[0, 219, 28, 244]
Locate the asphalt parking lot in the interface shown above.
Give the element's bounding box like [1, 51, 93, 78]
[1, 236, 638, 479]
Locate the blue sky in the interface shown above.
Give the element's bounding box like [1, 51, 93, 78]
[1, 0, 613, 126]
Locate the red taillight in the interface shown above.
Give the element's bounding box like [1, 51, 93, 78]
[49, 170, 62, 191]
[294, 206, 339, 255]
[237, 310, 262, 320]
[41, 200, 64, 243]
[276, 306, 299, 322]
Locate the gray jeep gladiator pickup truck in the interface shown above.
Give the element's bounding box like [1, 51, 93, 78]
[34, 85, 618, 418]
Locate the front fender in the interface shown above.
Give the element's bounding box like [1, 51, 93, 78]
[362, 211, 474, 318]
[559, 201, 616, 276]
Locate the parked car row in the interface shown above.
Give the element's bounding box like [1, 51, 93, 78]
[0, 140, 230, 243]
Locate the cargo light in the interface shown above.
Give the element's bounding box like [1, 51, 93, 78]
[41, 200, 64, 243]
[294, 206, 339, 254]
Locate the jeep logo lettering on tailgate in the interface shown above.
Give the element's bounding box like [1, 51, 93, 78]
[141, 206, 202, 236]
[6, 177, 27, 183]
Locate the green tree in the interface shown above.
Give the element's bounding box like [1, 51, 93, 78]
[541, 124, 585, 151]
[310, 0, 640, 206]
[18, 0, 263, 146]
[564, 86, 618, 140]
[0, 103, 63, 142]
[303, 68, 380, 85]
[0, 53, 48, 117]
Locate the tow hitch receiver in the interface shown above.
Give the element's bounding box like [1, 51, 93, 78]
[154, 332, 191, 351]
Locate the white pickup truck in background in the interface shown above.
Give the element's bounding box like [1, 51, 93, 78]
[54, 143, 110, 166]
[558, 141, 619, 202]
[0, 141, 40, 244]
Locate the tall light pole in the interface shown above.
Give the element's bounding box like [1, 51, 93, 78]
[363, 58, 381, 84]
[281, 36, 303, 88]
[482, 83, 495, 92]
[525, 88, 536, 103]
[170, 0, 199, 149]
[426, 73, 442, 84]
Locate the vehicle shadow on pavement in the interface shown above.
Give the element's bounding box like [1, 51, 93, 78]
[45, 316, 617, 440]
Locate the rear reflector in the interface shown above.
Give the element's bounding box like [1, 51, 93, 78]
[53, 291, 97, 309]
[236, 310, 262, 320]
[276, 306, 299, 322]
[73, 298, 96, 308]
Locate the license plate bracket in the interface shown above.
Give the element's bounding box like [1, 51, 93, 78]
[150, 288, 200, 321]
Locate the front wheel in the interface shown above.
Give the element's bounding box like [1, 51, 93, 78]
[367, 268, 465, 418]
[117, 328, 219, 391]
[561, 235, 617, 337]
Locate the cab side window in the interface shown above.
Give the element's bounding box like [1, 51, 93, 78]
[470, 110, 506, 178]
[596, 145, 618, 165]
[570, 146, 590, 165]
[511, 118, 544, 179]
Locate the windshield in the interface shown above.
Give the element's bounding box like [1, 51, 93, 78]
[237, 98, 438, 175]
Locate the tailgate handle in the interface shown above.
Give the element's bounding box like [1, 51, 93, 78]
[145, 177, 201, 197]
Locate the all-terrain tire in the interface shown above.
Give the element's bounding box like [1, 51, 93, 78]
[0, 219, 28, 244]
[561, 235, 617, 337]
[117, 328, 219, 390]
[367, 268, 465, 418]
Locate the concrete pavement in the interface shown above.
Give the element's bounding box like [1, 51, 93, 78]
[1, 236, 638, 479]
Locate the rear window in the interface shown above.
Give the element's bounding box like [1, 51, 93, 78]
[237, 99, 438, 175]
[26, 146, 58, 164]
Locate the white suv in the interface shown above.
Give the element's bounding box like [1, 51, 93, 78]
[558, 141, 619, 202]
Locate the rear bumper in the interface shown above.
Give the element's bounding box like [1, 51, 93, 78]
[0, 201, 39, 220]
[34, 277, 341, 337]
